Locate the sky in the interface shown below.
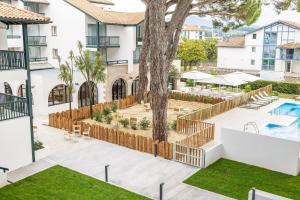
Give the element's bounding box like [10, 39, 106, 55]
[110, 0, 300, 28]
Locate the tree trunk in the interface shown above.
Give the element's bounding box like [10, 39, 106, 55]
[137, 7, 150, 103]
[88, 81, 93, 118]
[148, 1, 168, 142]
[68, 92, 72, 133]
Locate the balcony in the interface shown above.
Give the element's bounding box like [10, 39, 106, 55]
[280, 54, 300, 61]
[0, 93, 28, 121]
[86, 36, 120, 48]
[30, 57, 48, 62]
[28, 36, 47, 46]
[0, 50, 25, 70]
[106, 60, 128, 65]
[7, 35, 21, 39]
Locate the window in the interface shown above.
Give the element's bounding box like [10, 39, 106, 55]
[4, 82, 12, 95]
[78, 82, 98, 108]
[131, 78, 139, 96]
[52, 49, 58, 59]
[252, 34, 257, 39]
[251, 47, 256, 52]
[17, 84, 26, 97]
[112, 79, 126, 100]
[48, 84, 71, 106]
[51, 26, 57, 36]
[251, 59, 255, 65]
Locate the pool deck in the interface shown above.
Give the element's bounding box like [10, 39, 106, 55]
[205, 98, 299, 141]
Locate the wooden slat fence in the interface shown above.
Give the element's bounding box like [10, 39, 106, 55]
[49, 96, 137, 130]
[177, 85, 272, 122]
[75, 122, 173, 160]
[169, 91, 224, 105]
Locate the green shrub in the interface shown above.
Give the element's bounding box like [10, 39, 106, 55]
[103, 107, 111, 116]
[185, 79, 194, 87]
[93, 109, 104, 122]
[34, 141, 44, 151]
[209, 70, 217, 76]
[245, 80, 300, 95]
[171, 120, 177, 130]
[131, 123, 138, 130]
[244, 84, 252, 93]
[272, 91, 279, 96]
[119, 118, 129, 128]
[139, 117, 151, 130]
[175, 92, 181, 100]
[203, 96, 213, 104]
[111, 102, 118, 112]
[105, 114, 113, 124]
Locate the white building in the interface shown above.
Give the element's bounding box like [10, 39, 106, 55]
[217, 20, 300, 81]
[1, 0, 145, 117]
[0, 2, 50, 174]
[181, 24, 207, 40]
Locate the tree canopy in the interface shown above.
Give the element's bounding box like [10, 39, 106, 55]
[177, 39, 207, 66]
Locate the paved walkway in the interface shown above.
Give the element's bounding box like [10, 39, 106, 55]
[8, 120, 231, 200]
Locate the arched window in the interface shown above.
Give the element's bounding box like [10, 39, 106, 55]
[17, 84, 26, 97]
[131, 78, 139, 96]
[48, 84, 71, 106]
[78, 81, 98, 108]
[4, 82, 12, 95]
[112, 78, 126, 100]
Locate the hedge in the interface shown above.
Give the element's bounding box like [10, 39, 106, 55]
[244, 80, 300, 95]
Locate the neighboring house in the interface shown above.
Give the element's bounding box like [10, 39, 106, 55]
[217, 20, 300, 81]
[1, 0, 144, 116]
[0, 2, 50, 171]
[181, 24, 207, 40]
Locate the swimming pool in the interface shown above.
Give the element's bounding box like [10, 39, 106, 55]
[264, 103, 300, 141]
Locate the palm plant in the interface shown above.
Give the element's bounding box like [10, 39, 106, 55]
[58, 51, 75, 131]
[75, 41, 106, 118]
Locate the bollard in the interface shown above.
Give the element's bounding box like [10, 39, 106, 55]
[159, 182, 164, 200]
[105, 165, 109, 182]
[251, 187, 256, 200]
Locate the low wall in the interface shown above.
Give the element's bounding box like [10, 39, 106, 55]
[221, 128, 300, 176]
[248, 189, 291, 200]
[0, 172, 7, 188]
[203, 143, 222, 167]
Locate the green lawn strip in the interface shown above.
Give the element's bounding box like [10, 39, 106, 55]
[184, 159, 300, 200]
[0, 165, 150, 200]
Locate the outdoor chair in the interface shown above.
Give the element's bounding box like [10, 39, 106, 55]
[250, 96, 268, 106]
[258, 92, 277, 102]
[241, 103, 261, 110]
[82, 127, 91, 137]
[73, 125, 81, 137]
[254, 95, 273, 103]
[262, 91, 279, 100]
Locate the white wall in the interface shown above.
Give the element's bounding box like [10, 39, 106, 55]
[0, 24, 8, 50]
[221, 128, 300, 176]
[0, 117, 32, 171]
[45, 0, 86, 67]
[248, 189, 291, 200]
[31, 69, 105, 118]
[204, 143, 222, 167]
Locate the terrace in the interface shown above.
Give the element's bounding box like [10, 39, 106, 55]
[0, 50, 25, 70]
[86, 36, 120, 48]
[0, 93, 28, 121]
[28, 36, 47, 46]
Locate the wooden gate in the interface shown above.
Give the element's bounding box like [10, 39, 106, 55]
[173, 143, 205, 168]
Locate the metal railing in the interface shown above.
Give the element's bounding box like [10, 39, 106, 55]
[280, 54, 300, 61]
[30, 57, 48, 62]
[0, 93, 28, 121]
[28, 36, 47, 46]
[86, 36, 120, 48]
[0, 167, 9, 173]
[106, 60, 128, 65]
[0, 50, 25, 70]
[7, 35, 21, 39]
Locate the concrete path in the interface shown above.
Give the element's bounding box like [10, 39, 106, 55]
[8, 121, 232, 200]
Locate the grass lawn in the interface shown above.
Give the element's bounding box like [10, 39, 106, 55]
[184, 159, 300, 200]
[0, 165, 150, 200]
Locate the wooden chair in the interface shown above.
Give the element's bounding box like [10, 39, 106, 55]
[73, 125, 81, 137]
[82, 127, 91, 137]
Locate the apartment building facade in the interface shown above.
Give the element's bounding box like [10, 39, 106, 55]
[1, 0, 145, 116]
[181, 24, 207, 40]
[217, 20, 300, 81]
[0, 2, 50, 175]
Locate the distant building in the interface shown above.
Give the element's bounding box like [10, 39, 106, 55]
[217, 20, 300, 81]
[181, 25, 207, 40]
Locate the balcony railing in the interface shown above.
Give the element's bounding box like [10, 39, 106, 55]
[280, 54, 300, 61]
[0, 50, 25, 70]
[0, 93, 28, 121]
[106, 60, 128, 65]
[30, 57, 48, 62]
[28, 36, 47, 46]
[86, 36, 120, 48]
[7, 35, 21, 39]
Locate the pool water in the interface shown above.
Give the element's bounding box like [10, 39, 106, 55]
[264, 103, 300, 141]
